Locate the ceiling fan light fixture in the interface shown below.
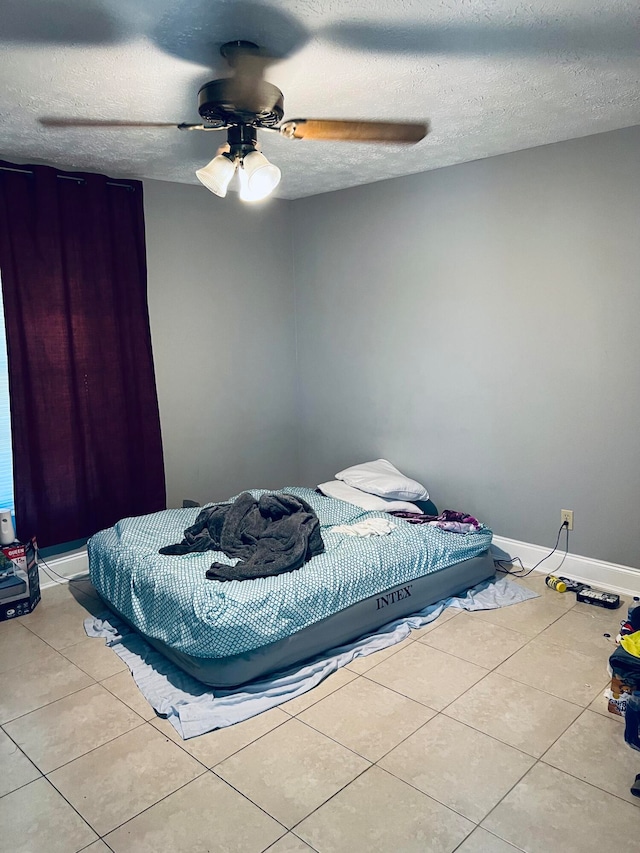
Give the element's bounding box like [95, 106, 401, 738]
[196, 153, 236, 197]
[240, 151, 281, 202]
[237, 166, 258, 202]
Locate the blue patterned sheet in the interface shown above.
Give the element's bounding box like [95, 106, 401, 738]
[88, 487, 492, 659]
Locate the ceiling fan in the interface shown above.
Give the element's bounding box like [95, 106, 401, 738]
[40, 41, 429, 202]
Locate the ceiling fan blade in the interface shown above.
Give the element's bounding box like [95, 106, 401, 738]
[152, 2, 308, 68]
[279, 119, 429, 144]
[39, 118, 196, 129]
[322, 19, 639, 59]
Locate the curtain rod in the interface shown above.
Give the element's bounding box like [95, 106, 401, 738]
[0, 164, 135, 190]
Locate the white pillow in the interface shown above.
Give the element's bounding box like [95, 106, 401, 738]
[335, 459, 429, 501]
[318, 480, 423, 514]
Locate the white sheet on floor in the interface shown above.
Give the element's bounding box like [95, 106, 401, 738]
[84, 577, 537, 740]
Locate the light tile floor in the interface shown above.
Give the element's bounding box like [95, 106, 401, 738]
[1, 573, 639, 852]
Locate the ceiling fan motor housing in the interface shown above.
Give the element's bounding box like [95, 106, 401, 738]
[197, 79, 284, 127]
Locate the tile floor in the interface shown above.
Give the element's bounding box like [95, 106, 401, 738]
[1, 573, 640, 852]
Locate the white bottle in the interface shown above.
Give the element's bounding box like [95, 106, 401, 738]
[0, 511, 16, 545]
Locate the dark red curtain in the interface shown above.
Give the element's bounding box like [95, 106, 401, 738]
[0, 160, 166, 547]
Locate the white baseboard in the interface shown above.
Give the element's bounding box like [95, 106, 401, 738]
[492, 535, 640, 598]
[38, 548, 89, 589]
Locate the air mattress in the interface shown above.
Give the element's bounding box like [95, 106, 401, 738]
[88, 487, 493, 686]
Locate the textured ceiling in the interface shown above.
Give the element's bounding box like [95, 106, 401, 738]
[1, 0, 639, 199]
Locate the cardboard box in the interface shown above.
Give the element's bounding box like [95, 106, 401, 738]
[0, 537, 40, 621]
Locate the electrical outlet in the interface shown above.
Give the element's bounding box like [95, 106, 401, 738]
[561, 509, 574, 530]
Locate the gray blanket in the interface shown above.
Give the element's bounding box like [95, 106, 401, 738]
[159, 492, 325, 582]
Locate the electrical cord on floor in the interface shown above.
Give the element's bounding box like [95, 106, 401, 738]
[38, 555, 90, 589]
[494, 521, 570, 579]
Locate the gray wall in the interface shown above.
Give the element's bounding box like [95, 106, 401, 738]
[292, 126, 640, 568]
[144, 180, 298, 508]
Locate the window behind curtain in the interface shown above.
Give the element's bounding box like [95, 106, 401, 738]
[0, 161, 166, 547]
[0, 276, 13, 514]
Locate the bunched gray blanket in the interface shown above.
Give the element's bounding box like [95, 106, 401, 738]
[159, 492, 325, 582]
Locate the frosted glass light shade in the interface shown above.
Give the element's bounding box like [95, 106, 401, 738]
[196, 154, 236, 197]
[240, 151, 281, 201]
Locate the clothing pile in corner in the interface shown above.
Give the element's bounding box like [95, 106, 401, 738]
[390, 509, 482, 535]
